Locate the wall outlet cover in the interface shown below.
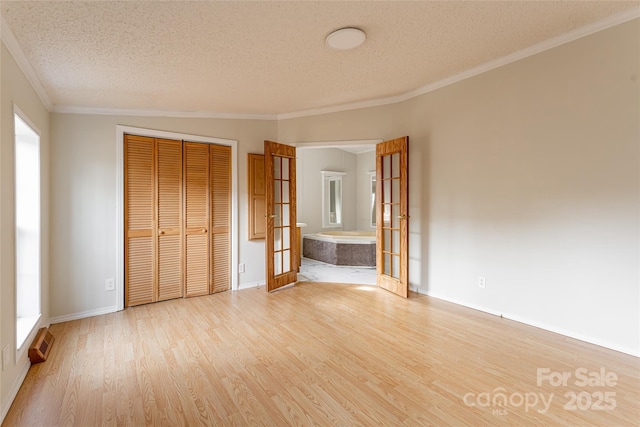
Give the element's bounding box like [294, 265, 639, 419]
[478, 276, 486, 289]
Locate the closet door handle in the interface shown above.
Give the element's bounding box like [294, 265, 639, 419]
[202, 228, 207, 233]
[159, 230, 165, 235]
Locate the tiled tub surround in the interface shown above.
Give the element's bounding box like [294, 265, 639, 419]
[303, 231, 376, 267]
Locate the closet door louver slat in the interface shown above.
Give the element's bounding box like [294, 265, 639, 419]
[157, 139, 183, 301]
[127, 238, 154, 305]
[125, 135, 155, 307]
[184, 142, 210, 297]
[210, 145, 231, 293]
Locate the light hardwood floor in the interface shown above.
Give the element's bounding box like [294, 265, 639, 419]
[4, 283, 639, 426]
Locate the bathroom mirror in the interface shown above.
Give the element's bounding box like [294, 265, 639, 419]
[321, 171, 346, 228]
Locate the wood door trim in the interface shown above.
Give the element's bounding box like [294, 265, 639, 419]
[152, 137, 159, 302]
[248, 153, 266, 240]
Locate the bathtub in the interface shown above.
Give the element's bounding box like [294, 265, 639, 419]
[303, 231, 376, 267]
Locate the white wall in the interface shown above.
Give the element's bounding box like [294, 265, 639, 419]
[416, 18, 639, 355]
[0, 42, 51, 419]
[279, 19, 640, 355]
[356, 150, 376, 231]
[296, 147, 357, 234]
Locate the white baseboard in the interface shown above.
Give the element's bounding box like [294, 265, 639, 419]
[49, 306, 118, 324]
[1, 356, 30, 424]
[412, 287, 639, 357]
[237, 280, 265, 290]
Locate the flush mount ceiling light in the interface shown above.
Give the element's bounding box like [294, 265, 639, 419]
[325, 27, 366, 50]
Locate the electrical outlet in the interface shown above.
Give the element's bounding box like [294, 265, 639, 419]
[105, 278, 115, 291]
[478, 276, 486, 289]
[2, 344, 10, 371]
[238, 263, 245, 273]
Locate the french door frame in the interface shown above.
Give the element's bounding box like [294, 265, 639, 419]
[294, 138, 410, 296]
[116, 125, 238, 311]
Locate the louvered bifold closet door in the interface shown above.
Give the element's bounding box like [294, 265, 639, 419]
[125, 135, 155, 306]
[184, 142, 210, 297]
[156, 139, 183, 301]
[210, 145, 231, 293]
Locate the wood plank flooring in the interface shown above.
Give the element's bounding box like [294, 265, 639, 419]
[3, 283, 639, 426]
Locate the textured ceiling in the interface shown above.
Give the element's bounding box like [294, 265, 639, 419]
[1, 1, 638, 117]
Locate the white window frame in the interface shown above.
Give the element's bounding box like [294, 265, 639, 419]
[13, 105, 43, 358]
[368, 170, 377, 229]
[321, 170, 346, 228]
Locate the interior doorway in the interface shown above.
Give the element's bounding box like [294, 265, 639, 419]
[294, 139, 380, 286]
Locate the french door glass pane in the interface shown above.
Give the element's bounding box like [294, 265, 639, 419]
[392, 229, 400, 254]
[384, 229, 391, 252]
[283, 250, 291, 274]
[274, 181, 281, 203]
[384, 253, 391, 276]
[392, 205, 400, 228]
[383, 155, 391, 179]
[392, 254, 400, 279]
[274, 204, 282, 226]
[383, 179, 391, 203]
[283, 227, 290, 250]
[274, 157, 281, 179]
[391, 153, 400, 177]
[274, 228, 282, 251]
[282, 204, 290, 226]
[392, 179, 400, 203]
[274, 251, 282, 275]
[383, 204, 391, 227]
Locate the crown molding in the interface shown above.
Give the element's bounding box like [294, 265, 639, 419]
[52, 105, 277, 120]
[1, 16, 53, 110]
[3, 7, 638, 120]
[277, 6, 640, 120]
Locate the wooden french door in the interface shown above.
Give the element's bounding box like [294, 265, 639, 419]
[376, 136, 409, 297]
[264, 140, 297, 291]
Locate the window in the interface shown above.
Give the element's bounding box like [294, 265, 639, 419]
[321, 171, 346, 228]
[14, 110, 41, 350]
[369, 172, 376, 228]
